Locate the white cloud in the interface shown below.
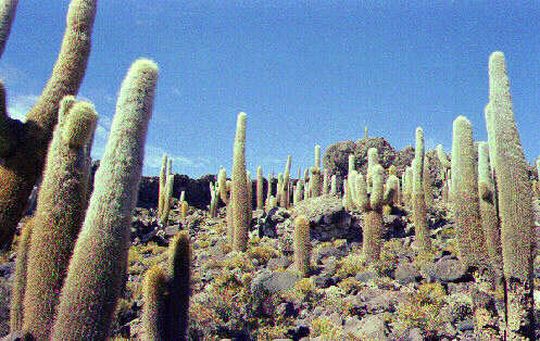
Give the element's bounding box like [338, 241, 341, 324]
[144, 145, 211, 173]
[0, 64, 28, 85]
[8, 94, 39, 122]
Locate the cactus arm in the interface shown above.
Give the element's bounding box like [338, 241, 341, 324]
[0, 0, 18, 58]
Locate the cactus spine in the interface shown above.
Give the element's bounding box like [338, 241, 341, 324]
[412, 128, 431, 252]
[51, 59, 158, 340]
[0, 0, 98, 250]
[293, 216, 311, 276]
[231, 112, 250, 251]
[256, 166, 264, 210]
[486, 51, 535, 339]
[22, 99, 98, 340]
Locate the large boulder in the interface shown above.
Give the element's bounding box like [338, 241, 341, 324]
[293, 195, 361, 242]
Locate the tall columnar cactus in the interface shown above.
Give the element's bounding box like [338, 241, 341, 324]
[265, 172, 273, 209]
[51, 59, 158, 340]
[322, 169, 329, 195]
[256, 166, 264, 210]
[293, 215, 311, 276]
[330, 174, 337, 196]
[0, 0, 98, 250]
[277, 172, 284, 206]
[293, 180, 304, 205]
[9, 218, 33, 332]
[231, 112, 250, 252]
[451, 116, 488, 269]
[364, 126, 368, 139]
[436, 144, 451, 179]
[402, 166, 412, 208]
[160, 173, 175, 224]
[0, 0, 18, 58]
[412, 128, 431, 252]
[486, 51, 535, 339]
[142, 231, 191, 341]
[310, 145, 322, 197]
[209, 182, 219, 218]
[280, 155, 292, 207]
[158, 154, 168, 217]
[218, 167, 229, 205]
[22, 99, 98, 340]
[477, 142, 502, 277]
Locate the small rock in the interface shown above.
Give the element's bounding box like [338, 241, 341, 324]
[355, 271, 377, 283]
[423, 256, 471, 283]
[394, 262, 421, 285]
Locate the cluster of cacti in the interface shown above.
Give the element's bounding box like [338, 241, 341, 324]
[9, 58, 158, 339]
[142, 231, 191, 340]
[158, 155, 175, 224]
[343, 148, 396, 261]
[0, 0, 97, 251]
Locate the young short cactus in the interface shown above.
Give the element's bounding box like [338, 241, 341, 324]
[51, 59, 158, 340]
[412, 128, 431, 252]
[322, 169, 329, 195]
[142, 231, 191, 341]
[451, 116, 488, 269]
[158, 154, 168, 217]
[22, 99, 98, 340]
[293, 215, 311, 276]
[383, 173, 400, 215]
[230, 112, 250, 251]
[142, 265, 169, 341]
[486, 51, 535, 339]
[265, 172, 273, 209]
[0, 0, 98, 250]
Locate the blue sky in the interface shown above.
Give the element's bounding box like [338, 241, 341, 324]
[2, 1, 540, 177]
